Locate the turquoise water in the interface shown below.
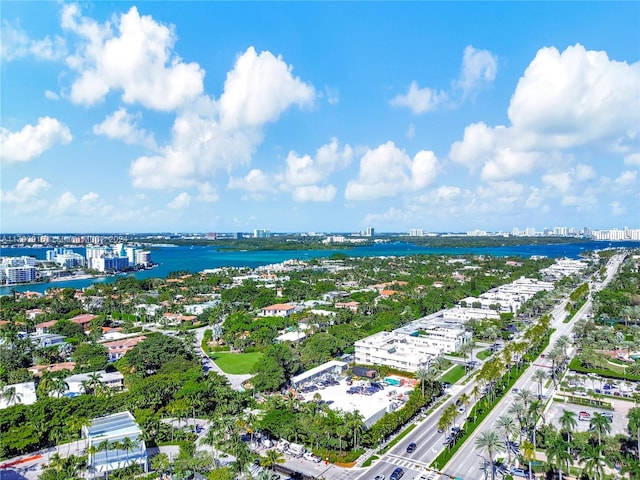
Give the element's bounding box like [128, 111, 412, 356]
[1, 240, 638, 295]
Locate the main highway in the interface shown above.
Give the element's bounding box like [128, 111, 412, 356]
[353, 253, 624, 480]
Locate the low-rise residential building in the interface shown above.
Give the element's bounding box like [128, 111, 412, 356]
[135, 303, 163, 317]
[275, 330, 307, 343]
[541, 258, 589, 280]
[0, 382, 37, 409]
[441, 306, 501, 322]
[30, 333, 66, 348]
[102, 336, 146, 362]
[35, 319, 57, 335]
[28, 362, 76, 377]
[69, 313, 97, 331]
[354, 331, 442, 372]
[84, 411, 148, 476]
[161, 313, 197, 326]
[335, 301, 359, 313]
[259, 303, 296, 317]
[184, 300, 220, 315]
[25, 308, 45, 320]
[63, 370, 125, 396]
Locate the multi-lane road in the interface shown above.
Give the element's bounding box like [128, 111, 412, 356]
[353, 253, 625, 480]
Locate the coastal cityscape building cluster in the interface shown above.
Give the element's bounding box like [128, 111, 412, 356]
[2, 0, 639, 478]
[1, 239, 639, 480]
[1, 245, 153, 285]
[2, 225, 640, 248]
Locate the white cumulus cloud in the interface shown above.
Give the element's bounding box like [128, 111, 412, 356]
[508, 44, 639, 151]
[0, 177, 51, 203]
[1, 20, 66, 61]
[219, 46, 315, 129]
[456, 45, 498, 97]
[228, 169, 276, 193]
[130, 47, 315, 190]
[1, 117, 72, 163]
[392, 45, 497, 113]
[449, 43, 640, 180]
[345, 141, 438, 200]
[390, 81, 448, 114]
[93, 108, 156, 149]
[62, 4, 204, 111]
[168, 192, 191, 210]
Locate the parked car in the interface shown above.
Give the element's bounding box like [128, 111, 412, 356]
[390, 468, 404, 480]
[578, 411, 591, 421]
[406, 442, 416, 453]
[510, 467, 528, 478]
[601, 412, 614, 422]
[303, 452, 321, 463]
[457, 406, 466, 413]
[374, 476, 385, 480]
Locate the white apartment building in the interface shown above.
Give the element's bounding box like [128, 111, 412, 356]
[355, 320, 471, 373]
[541, 258, 588, 280]
[355, 331, 442, 372]
[460, 277, 554, 313]
[184, 300, 221, 315]
[442, 306, 501, 322]
[134, 250, 152, 266]
[0, 256, 37, 284]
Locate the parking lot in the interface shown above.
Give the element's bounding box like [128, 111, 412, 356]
[546, 372, 637, 436]
[295, 376, 414, 427]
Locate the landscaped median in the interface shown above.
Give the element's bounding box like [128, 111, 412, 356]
[430, 329, 554, 471]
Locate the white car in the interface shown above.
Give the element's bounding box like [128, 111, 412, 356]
[303, 452, 321, 463]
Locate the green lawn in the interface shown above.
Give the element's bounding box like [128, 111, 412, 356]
[476, 349, 492, 360]
[440, 365, 466, 384]
[211, 352, 263, 374]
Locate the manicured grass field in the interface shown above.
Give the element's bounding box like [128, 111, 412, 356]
[476, 349, 492, 360]
[212, 352, 263, 374]
[440, 364, 466, 384]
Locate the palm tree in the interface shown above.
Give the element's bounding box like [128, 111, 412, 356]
[51, 376, 68, 398]
[86, 444, 98, 478]
[508, 402, 526, 443]
[628, 407, 640, 461]
[495, 415, 519, 465]
[87, 372, 103, 396]
[559, 409, 577, 454]
[475, 430, 505, 480]
[579, 444, 608, 480]
[533, 369, 547, 397]
[96, 439, 110, 479]
[345, 410, 365, 449]
[150, 452, 171, 476]
[257, 470, 279, 480]
[415, 366, 430, 397]
[515, 388, 534, 410]
[200, 426, 220, 465]
[2, 386, 20, 406]
[521, 439, 535, 480]
[545, 435, 572, 480]
[589, 413, 611, 446]
[120, 436, 138, 468]
[260, 449, 285, 471]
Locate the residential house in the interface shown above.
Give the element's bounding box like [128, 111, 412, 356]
[259, 303, 296, 317]
[102, 336, 146, 362]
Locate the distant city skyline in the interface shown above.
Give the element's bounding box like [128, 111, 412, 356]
[1, 225, 639, 240]
[1, 2, 638, 233]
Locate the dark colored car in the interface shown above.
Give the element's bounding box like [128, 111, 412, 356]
[390, 468, 404, 480]
[406, 442, 416, 453]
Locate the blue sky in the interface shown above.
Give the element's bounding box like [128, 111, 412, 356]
[1, 2, 639, 234]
